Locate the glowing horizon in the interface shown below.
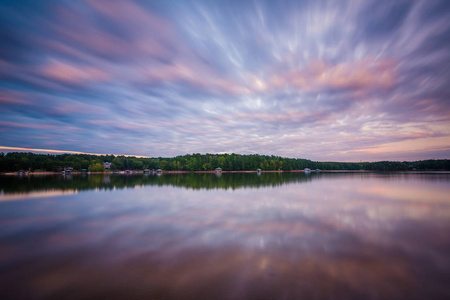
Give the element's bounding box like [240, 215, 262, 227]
[0, 146, 149, 158]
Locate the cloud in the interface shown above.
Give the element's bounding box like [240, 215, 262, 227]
[0, 121, 59, 131]
[0, 146, 148, 157]
[268, 58, 397, 93]
[0, 90, 29, 105]
[40, 59, 110, 84]
[142, 63, 249, 95]
[0, 0, 449, 160]
[47, 0, 177, 62]
[360, 1, 414, 38]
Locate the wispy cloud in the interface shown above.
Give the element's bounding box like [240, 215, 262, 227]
[0, 0, 449, 161]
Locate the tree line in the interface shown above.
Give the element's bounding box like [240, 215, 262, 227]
[0, 152, 449, 172]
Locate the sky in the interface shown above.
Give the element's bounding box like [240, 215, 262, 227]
[1, 0, 450, 161]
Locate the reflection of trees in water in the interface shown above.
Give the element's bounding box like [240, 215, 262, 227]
[3, 172, 448, 195]
[0, 173, 317, 194]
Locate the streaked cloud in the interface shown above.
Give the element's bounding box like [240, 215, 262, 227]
[40, 59, 110, 84]
[0, 0, 449, 161]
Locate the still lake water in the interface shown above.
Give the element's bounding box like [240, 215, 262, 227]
[1, 172, 449, 300]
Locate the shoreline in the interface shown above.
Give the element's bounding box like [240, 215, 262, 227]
[2, 170, 450, 176]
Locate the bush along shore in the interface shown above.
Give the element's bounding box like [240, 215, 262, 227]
[0, 152, 449, 173]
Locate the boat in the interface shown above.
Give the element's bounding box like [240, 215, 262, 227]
[63, 167, 73, 175]
[304, 168, 311, 173]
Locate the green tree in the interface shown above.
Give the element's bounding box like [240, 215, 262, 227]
[88, 162, 105, 172]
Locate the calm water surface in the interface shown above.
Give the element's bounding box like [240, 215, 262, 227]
[1, 172, 449, 299]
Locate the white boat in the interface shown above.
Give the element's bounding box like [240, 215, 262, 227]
[304, 168, 311, 173]
[63, 167, 73, 175]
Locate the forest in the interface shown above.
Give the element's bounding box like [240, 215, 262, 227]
[0, 152, 449, 172]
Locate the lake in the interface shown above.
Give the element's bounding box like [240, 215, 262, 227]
[1, 172, 449, 300]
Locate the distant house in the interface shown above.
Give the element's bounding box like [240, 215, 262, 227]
[103, 162, 111, 169]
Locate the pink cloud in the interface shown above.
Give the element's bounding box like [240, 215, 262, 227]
[269, 58, 397, 93]
[235, 110, 332, 125]
[0, 121, 58, 130]
[85, 0, 174, 38]
[50, 101, 108, 116]
[144, 63, 249, 95]
[0, 90, 29, 105]
[52, 8, 134, 58]
[88, 120, 115, 125]
[1, 59, 76, 92]
[31, 1, 249, 96]
[50, 0, 177, 61]
[40, 59, 110, 84]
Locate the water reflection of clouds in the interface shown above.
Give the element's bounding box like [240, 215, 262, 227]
[61, 178, 449, 258]
[0, 189, 78, 202]
[1, 174, 449, 299]
[18, 244, 425, 300]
